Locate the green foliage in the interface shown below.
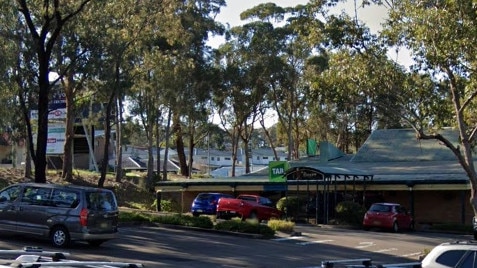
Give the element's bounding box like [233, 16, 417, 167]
[334, 201, 366, 226]
[149, 214, 214, 229]
[276, 196, 306, 218]
[155, 199, 181, 213]
[214, 219, 275, 238]
[267, 219, 295, 233]
[119, 211, 151, 222]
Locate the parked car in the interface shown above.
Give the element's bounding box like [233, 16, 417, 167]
[420, 240, 477, 267]
[191, 192, 234, 217]
[216, 194, 282, 221]
[0, 182, 119, 248]
[362, 202, 413, 232]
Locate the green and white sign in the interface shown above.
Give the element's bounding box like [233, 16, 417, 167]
[269, 161, 289, 182]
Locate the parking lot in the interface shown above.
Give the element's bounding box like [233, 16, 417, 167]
[0, 224, 471, 267]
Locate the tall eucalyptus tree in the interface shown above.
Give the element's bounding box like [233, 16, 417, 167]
[0, 0, 93, 182]
[382, 0, 477, 214]
[168, 0, 225, 178]
[218, 20, 284, 173]
[240, 2, 323, 160]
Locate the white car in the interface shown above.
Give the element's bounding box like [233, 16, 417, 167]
[421, 241, 477, 268]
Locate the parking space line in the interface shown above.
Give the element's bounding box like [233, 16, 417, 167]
[272, 236, 304, 241]
[356, 242, 376, 248]
[297, 240, 334, 245]
[402, 252, 422, 258]
[374, 248, 398, 253]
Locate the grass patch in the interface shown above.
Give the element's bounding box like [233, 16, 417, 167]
[267, 219, 295, 233]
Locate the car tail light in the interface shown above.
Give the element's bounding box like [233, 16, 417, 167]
[80, 208, 88, 226]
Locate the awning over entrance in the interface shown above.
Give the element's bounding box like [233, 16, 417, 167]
[284, 164, 373, 183]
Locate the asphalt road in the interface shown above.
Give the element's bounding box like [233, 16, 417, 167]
[0, 225, 472, 267]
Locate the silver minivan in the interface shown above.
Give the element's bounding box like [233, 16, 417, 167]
[0, 182, 119, 248]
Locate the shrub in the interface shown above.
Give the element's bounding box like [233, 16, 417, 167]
[150, 214, 213, 229]
[267, 219, 295, 233]
[154, 199, 181, 213]
[334, 201, 366, 226]
[214, 219, 276, 238]
[119, 211, 151, 222]
[276, 196, 306, 219]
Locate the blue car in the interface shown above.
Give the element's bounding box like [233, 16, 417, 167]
[191, 193, 234, 217]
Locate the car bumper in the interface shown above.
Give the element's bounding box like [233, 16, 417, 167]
[70, 232, 118, 241]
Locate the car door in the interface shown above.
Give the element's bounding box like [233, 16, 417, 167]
[15, 186, 52, 235]
[259, 197, 279, 219]
[0, 185, 22, 232]
[395, 205, 411, 228]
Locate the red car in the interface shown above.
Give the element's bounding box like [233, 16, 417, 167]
[362, 202, 414, 232]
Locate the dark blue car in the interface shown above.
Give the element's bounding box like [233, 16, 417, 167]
[191, 193, 234, 217]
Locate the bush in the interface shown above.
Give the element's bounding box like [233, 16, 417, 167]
[150, 214, 214, 229]
[267, 219, 295, 233]
[334, 201, 366, 226]
[214, 219, 276, 238]
[119, 211, 151, 222]
[154, 199, 181, 213]
[276, 196, 306, 219]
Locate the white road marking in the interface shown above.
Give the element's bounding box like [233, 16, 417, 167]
[272, 236, 304, 241]
[402, 252, 423, 258]
[374, 248, 398, 253]
[297, 239, 334, 245]
[356, 242, 376, 248]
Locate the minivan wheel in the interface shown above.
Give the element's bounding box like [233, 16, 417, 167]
[51, 226, 70, 248]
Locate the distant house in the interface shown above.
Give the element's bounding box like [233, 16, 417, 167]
[190, 147, 288, 175]
[246, 148, 288, 165]
[191, 148, 234, 167]
[121, 146, 180, 173]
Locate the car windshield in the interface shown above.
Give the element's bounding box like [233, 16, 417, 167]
[196, 194, 214, 201]
[369, 204, 391, 212]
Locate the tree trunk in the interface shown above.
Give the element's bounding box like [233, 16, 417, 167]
[243, 140, 251, 174]
[34, 55, 50, 183]
[162, 109, 172, 181]
[61, 72, 75, 181]
[146, 132, 154, 191]
[155, 122, 161, 181]
[173, 113, 188, 177]
[115, 96, 124, 183]
[98, 93, 115, 188]
[188, 133, 194, 179]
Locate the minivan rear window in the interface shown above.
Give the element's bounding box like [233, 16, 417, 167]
[86, 192, 117, 211]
